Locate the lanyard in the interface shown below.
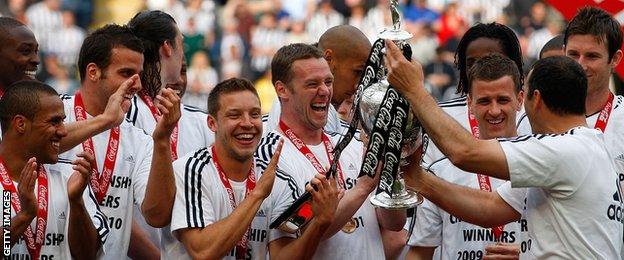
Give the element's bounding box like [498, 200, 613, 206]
[211, 146, 255, 259]
[468, 109, 505, 240]
[0, 159, 48, 259]
[138, 90, 179, 160]
[74, 91, 120, 203]
[594, 92, 614, 133]
[278, 120, 345, 188]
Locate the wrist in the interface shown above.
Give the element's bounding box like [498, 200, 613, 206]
[17, 210, 36, 221]
[94, 114, 116, 130]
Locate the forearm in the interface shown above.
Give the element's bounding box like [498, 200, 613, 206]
[376, 208, 406, 231]
[60, 116, 113, 153]
[8, 212, 35, 246]
[272, 219, 331, 260]
[321, 185, 370, 240]
[407, 168, 519, 227]
[141, 138, 176, 227]
[68, 200, 99, 259]
[182, 195, 264, 259]
[127, 219, 160, 260]
[406, 246, 436, 260]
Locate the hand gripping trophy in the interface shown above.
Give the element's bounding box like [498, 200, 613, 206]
[269, 0, 423, 234]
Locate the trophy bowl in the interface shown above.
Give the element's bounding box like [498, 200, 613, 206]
[359, 79, 424, 209]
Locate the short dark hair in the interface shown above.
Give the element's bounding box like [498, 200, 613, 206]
[128, 10, 179, 99]
[78, 24, 144, 82]
[564, 7, 622, 61]
[207, 78, 259, 117]
[455, 23, 524, 94]
[271, 43, 324, 86]
[467, 53, 522, 93]
[0, 80, 59, 133]
[0, 17, 26, 45]
[539, 35, 564, 59]
[527, 56, 586, 115]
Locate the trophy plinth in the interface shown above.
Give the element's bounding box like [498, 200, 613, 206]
[370, 178, 423, 209]
[378, 28, 413, 42]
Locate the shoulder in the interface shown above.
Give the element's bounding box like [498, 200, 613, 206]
[438, 95, 467, 108]
[255, 131, 283, 164]
[174, 147, 213, 173]
[120, 121, 152, 143]
[182, 105, 207, 115]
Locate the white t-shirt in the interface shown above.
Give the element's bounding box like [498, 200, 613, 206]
[59, 95, 154, 260]
[169, 147, 271, 260]
[256, 130, 385, 260]
[262, 99, 342, 136]
[408, 159, 529, 259]
[125, 94, 215, 258]
[423, 96, 532, 167]
[497, 126, 623, 259]
[4, 162, 109, 259]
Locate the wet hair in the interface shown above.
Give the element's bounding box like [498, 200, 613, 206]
[539, 35, 564, 59]
[455, 23, 524, 94]
[77, 24, 144, 82]
[0, 80, 58, 133]
[207, 78, 259, 117]
[527, 56, 586, 115]
[467, 53, 522, 93]
[271, 43, 324, 87]
[127, 10, 179, 98]
[564, 6, 622, 61]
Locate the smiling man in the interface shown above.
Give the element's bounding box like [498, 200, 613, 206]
[407, 54, 527, 259]
[58, 24, 181, 260]
[0, 17, 39, 94]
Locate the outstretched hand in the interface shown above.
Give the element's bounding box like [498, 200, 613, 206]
[17, 158, 38, 217]
[101, 74, 141, 128]
[384, 40, 425, 98]
[254, 139, 284, 199]
[153, 88, 182, 140]
[67, 152, 95, 203]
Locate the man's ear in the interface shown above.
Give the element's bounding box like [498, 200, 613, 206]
[324, 49, 334, 65]
[160, 40, 174, 58]
[610, 49, 623, 68]
[86, 63, 101, 81]
[275, 80, 289, 101]
[516, 90, 525, 111]
[13, 115, 27, 134]
[207, 114, 217, 132]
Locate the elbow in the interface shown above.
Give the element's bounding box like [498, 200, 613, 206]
[141, 205, 171, 228]
[187, 245, 221, 260]
[446, 146, 474, 170]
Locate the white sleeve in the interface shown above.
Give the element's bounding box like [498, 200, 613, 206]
[170, 154, 217, 232]
[132, 136, 153, 206]
[83, 184, 109, 256]
[499, 135, 586, 196]
[495, 181, 526, 214]
[267, 168, 299, 242]
[407, 198, 443, 247]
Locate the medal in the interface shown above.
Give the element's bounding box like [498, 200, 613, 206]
[341, 218, 357, 233]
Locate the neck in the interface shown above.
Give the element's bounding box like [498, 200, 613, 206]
[214, 143, 253, 182]
[532, 113, 587, 134]
[585, 87, 611, 116]
[280, 107, 323, 145]
[80, 86, 107, 116]
[0, 143, 31, 181]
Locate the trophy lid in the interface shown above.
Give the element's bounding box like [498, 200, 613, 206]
[378, 28, 413, 41]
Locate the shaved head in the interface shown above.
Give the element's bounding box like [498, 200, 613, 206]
[318, 25, 371, 106]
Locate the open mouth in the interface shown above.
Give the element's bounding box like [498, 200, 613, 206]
[25, 70, 37, 79]
[311, 102, 327, 112]
[487, 118, 504, 125]
[51, 141, 60, 150]
[234, 133, 256, 144]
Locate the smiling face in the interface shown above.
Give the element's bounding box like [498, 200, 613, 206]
[565, 34, 622, 95]
[28, 94, 67, 164]
[0, 25, 39, 90]
[208, 90, 262, 162]
[280, 58, 334, 131]
[468, 76, 522, 139]
[94, 47, 144, 110]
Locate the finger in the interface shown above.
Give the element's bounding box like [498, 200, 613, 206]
[76, 151, 95, 164]
[114, 74, 139, 98]
[483, 255, 519, 260]
[73, 158, 91, 172]
[156, 104, 170, 115]
[156, 95, 175, 108]
[384, 39, 404, 61]
[72, 164, 91, 177]
[267, 139, 284, 169]
[485, 244, 520, 255]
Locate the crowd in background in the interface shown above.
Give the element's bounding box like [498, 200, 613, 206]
[0, 0, 584, 111]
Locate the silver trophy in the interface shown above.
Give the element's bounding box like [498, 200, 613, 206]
[359, 0, 423, 209]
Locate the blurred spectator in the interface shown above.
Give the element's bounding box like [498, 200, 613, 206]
[46, 10, 84, 73]
[527, 15, 563, 59]
[44, 55, 79, 95]
[424, 47, 457, 101]
[220, 20, 245, 79]
[25, 0, 62, 52]
[176, 0, 216, 38]
[307, 0, 344, 41]
[183, 51, 218, 111]
[287, 20, 313, 44]
[280, 0, 312, 21]
[403, 0, 438, 25]
[348, 4, 367, 32]
[183, 17, 208, 65]
[363, 0, 393, 41]
[254, 70, 278, 114]
[433, 2, 464, 47]
[251, 12, 287, 79]
[1, 0, 29, 22]
[409, 24, 438, 65]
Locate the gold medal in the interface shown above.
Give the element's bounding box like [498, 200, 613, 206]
[342, 218, 357, 234]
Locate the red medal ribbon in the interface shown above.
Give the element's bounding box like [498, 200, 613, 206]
[211, 146, 255, 259]
[0, 88, 4, 98]
[468, 109, 504, 240]
[74, 91, 120, 203]
[138, 90, 179, 160]
[278, 120, 346, 189]
[0, 159, 48, 259]
[594, 92, 614, 133]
